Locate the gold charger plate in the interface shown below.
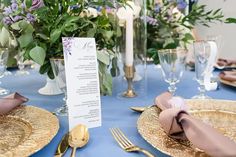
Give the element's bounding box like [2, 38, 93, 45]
[137, 99, 236, 157]
[219, 78, 236, 87]
[0, 105, 59, 157]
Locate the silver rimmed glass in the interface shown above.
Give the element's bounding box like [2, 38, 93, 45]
[50, 58, 67, 116]
[192, 40, 212, 99]
[0, 48, 10, 95]
[158, 48, 187, 95]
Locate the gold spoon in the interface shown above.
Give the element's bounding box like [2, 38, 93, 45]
[130, 105, 155, 113]
[68, 124, 89, 157]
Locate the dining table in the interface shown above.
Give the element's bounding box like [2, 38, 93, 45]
[2, 65, 235, 157]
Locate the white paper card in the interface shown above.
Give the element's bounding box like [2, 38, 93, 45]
[62, 37, 102, 130]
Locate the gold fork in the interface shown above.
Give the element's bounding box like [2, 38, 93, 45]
[110, 128, 155, 157]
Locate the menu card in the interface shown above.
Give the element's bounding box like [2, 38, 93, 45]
[62, 37, 102, 129]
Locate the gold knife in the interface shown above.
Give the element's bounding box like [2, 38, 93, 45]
[54, 133, 69, 157]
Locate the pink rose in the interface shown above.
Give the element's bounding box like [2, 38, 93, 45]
[30, 0, 45, 11]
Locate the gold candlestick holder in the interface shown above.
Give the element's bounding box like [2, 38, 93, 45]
[123, 65, 137, 98]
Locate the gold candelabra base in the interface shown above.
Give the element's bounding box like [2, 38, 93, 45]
[123, 65, 137, 98]
[123, 88, 137, 98]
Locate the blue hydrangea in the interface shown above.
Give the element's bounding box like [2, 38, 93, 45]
[177, 0, 187, 10]
[154, 3, 161, 13]
[11, 2, 18, 11]
[26, 13, 36, 23]
[3, 6, 13, 15]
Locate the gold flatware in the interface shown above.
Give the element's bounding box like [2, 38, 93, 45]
[68, 124, 89, 157]
[130, 105, 154, 113]
[54, 133, 69, 157]
[110, 128, 155, 157]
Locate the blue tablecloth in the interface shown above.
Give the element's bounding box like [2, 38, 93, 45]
[1, 66, 235, 157]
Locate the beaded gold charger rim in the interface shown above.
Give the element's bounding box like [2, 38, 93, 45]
[219, 78, 236, 87]
[137, 99, 236, 157]
[0, 105, 59, 157]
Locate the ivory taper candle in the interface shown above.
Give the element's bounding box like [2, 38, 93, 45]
[125, 11, 133, 66]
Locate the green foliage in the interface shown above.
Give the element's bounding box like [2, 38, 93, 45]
[225, 18, 236, 24]
[98, 61, 112, 96]
[29, 46, 46, 65]
[18, 33, 33, 48]
[146, 0, 235, 64]
[1, 0, 122, 95]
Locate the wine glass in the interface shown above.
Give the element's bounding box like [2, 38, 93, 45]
[0, 48, 10, 95]
[158, 48, 187, 95]
[50, 58, 67, 116]
[15, 53, 30, 76]
[192, 40, 216, 99]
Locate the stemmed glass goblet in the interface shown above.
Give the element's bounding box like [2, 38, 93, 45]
[50, 58, 67, 116]
[192, 40, 217, 99]
[0, 48, 10, 95]
[158, 48, 187, 95]
[15, 52, 30, 76]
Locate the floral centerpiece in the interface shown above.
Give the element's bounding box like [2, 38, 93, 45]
[0, 0, 124, 95]
[146, 0, 236, 64]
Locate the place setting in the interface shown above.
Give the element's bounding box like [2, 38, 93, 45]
[0, 93, 59, 157]
[219, 70, 236, 88]
[1, 0, 236, 157]
[136, 92, 236, 157]
[217, 58, 236, 88]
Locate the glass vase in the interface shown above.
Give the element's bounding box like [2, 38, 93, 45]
[112, 0, 147, 99]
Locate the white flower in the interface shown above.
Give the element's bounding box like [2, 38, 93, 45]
[116, 1, 141, 26]
[87, 7, 98, 18]
[10, 38, 18, 48]
[172, 7, 183, 20]
[80, 7, 98, 18]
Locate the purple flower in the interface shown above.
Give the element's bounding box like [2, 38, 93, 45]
[105, 6, 113, 14]
[11, 2, 18, 11]
[96, 6, 102, 12]
[154, 3, 161, 13]
[13, 15, 23, 22]
[26, 13, 35, 23]
[30, 0, 45, 11]
[3, 17, 13, 25]
[21, 3, 26, 9]
[3, 7, 13, 15]
[141, 16, 158, 26]
[177, 0, 187, 10]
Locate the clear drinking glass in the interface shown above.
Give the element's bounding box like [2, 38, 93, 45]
[192, 40, 212, 99]
[50, 58, 67, 116]
[0, 48, 10, 95]
[15, 53, 30, 76]
[158, 48, 187, 95]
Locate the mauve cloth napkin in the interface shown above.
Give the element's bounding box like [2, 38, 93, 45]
[155, 92, 236, 157]
[219, 71, 236, 82]
[0, 92, 28, 115]
[217, 58, 236, 67]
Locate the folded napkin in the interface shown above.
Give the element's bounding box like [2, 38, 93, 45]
[217, 58, 236, 67]
[0, 92, 28, 115]
[155, 92, 236, 157]
[219, 71, 236, 82]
